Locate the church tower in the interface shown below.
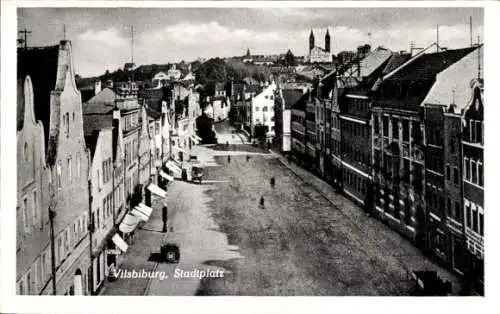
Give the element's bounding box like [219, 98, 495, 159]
[309, 29, 315, 52]
[325, 28, 331, 53]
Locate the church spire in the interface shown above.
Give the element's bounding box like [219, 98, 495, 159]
[325, 28, 331, 53]
[309, 29, 315, 52]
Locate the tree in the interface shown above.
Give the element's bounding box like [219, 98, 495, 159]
[284, 49, 296, 67]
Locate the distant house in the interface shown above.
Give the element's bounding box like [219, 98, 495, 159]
[124, 62, 136, 72]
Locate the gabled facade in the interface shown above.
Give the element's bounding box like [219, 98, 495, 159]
[17, 75, 52, 295]
[18, 40, 92, 295]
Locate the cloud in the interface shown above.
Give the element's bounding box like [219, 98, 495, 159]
[79, 27, 128, 47]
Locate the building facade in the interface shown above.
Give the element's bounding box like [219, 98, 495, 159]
[19, 40, 92, 295]
[16, 75, 52, 295]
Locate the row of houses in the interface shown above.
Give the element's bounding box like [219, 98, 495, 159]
[16, 40, 201, 295]
[284, 44, 484, 294]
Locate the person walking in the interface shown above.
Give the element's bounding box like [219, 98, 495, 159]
[259, 196, 265, 208]
[227, 155, 231, 163]
[270, 177, 275, 188]
[162, 205, 168, 233]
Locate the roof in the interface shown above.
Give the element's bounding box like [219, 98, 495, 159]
[343, 47, 393, 78]
[382, 53, 412, 74]
[83, 114, 113, 137]
[84, 133, 99, 160]
[282, 89, 305, 110]
[245, 84, 263, 94]
[87, 87, 117, 106]
[422, 46, 482, 111]
[291, 91, 309, 111]
[386, 47, 478, 82]
[17, 78, 26, 131]
[17, 45, 59, 149]
[215, 82, 226, 92]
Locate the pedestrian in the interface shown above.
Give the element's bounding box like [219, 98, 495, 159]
[246, 155, 250, 162]
[259, 196, 265, 208]
[162, 205, 168, 233]
[270, 177, 275, 187]
[228, 155, 231, 163]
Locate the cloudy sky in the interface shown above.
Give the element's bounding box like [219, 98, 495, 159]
[18, 7, 483, 77]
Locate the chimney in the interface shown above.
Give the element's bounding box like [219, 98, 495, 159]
[112, 107, 120, 162]
[94, 80, 101, 95]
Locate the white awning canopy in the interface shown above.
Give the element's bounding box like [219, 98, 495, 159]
[159, 170, 174, 182]
[147, 183, 167, 198]
[190, 136, 200, 144]
[131, 204, 152, 222]
[172, 146, 187, 153]
[111, 233, 129, 253]
[119, 214, 139, 233]
[165, 161, 182, 174]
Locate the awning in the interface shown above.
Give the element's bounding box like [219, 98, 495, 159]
[159, 170, 174, 182]
[138, 203, 153, 213]
[190, 136, 200, 144]
[172, 146, 187, 154]
[119, 213, 139, 233]
[165, 161, 182, 174]
[147, 183, 167, 198]
[111, 233, 129, 253]
[131, 204, 152, 222]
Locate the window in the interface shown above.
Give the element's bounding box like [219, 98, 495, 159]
[73, 112, 75, 122]
[24, 142, 29, 162]
[471, 160, 477, 183]
[32, 189, 38, 225]
[447, 198, 452, 216]
[470, 120, 475, 143]
[446, 165, 451, 181]
[453, 168, 459, 185]
[465, 203, 471, 227]
[450, 138, 456, 154]
[255, 107, 259, 112]
[392, 118, 399, 139]
[23, 197, 29, 232]
[402, 120, 409, 141]
[455, 202, 461, 221]
[57, 236, 63, 265]
[57, 163, 62, 189]
[479, 212, 484, 236]
[263, 106, 268, 112]
[382, 116, 389, 137]
[478, 163, 483, 186]
[77, 153, 81, 178]
[476, 121, 483, 144]
[97, 208, 100, 228]
[67, 157, 72, 182]
[27, 271, 32, 295]
[41, 253, 47, 282]
[464, 158, 470, 180]
[72, 224, 77, 247]
[472, 207, 478, 232]
[66, 113, 70, 134]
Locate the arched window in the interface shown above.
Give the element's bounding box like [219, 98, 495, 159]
[446, 165, 451, 181]
[24, 142, 28, 162]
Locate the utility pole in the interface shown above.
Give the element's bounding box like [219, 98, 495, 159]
[131, 25, 135, 82]
[436, 25, 440, 53]
[19, 28, 32, 49]
[477, 35, 481, 79]
[48, 203, 57, 295]
[87, 178, 94, 295]
[470, 16, 473, 47]
[63, 24, 66, 40]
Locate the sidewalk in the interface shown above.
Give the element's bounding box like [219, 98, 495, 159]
[269, 149, 461, 294]
[99, 192, 174, 295]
